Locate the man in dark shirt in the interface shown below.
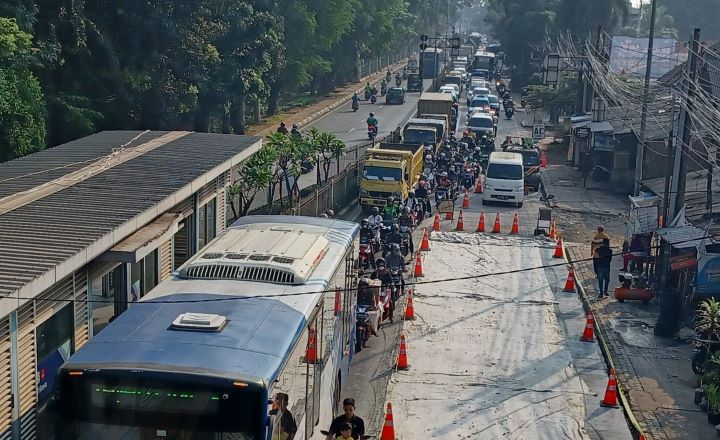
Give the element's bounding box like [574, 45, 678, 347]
[594, 238, 613, 298]
[325, 398, 365, 439]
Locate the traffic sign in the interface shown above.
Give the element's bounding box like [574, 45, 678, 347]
[420, 42, 428, 50]
[532, 123, 545, 140]
[450, 37, 461, 49]
[420, 34, 429, 42]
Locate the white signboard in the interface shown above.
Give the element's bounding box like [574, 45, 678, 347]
[532, 123, 545, 140]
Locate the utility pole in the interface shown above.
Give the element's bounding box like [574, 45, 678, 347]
[576, 47, 585, 115]
[634, 0, 658, 196]
[671, 28, 701, 219]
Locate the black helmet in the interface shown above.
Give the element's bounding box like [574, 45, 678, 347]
[292, 123, 298, 129]
[376, 258, 386, 267]
[280, 122, 286, 127]
[387, 196, 394, 204]
[369, 112, 375, 117]
[391, 224, 399, 232]
[372, 207, 380, 215]
[361, 219, 369, 227]
[408, 190, 415, 197]
[391, 243, 400, 253]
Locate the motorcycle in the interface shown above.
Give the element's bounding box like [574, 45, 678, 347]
[355, 304, 373, 352]
[370, 93, 377, 104]
[395, 77, 402, 87]
[398, 225, 411, 256]
[379, 286, 394, 322]
[367, 124, 378, 140]
[461, 172, 476, 192]
[352, 99, 359, 112]
[389, 266, 404, 302]
[505, 107, 515, 120]
[364, 89, 371, 101]
[358, 237, 376, 271]
[380, 83, 387, 96]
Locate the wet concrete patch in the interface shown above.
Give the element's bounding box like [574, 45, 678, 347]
[610, 319, 658, 349]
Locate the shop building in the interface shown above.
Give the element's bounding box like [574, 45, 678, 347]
[0, 130, 261, 439]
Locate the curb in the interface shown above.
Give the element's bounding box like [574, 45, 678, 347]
[564, 243, 647, 440]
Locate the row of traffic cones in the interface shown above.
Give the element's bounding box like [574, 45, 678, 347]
[577, 310, 622, 408]
[432, 211, 521, 234]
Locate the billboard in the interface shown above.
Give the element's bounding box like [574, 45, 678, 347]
[609, 36, 680, 78]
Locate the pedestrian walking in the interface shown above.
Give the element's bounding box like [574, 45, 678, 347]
[594, 238, 613, 299]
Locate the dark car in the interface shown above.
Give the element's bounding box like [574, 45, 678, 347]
[386, 87, 406, 104]
[406, 73, 422, 92]
[507, 147, 541, 191]
[467, 114, 494, 138]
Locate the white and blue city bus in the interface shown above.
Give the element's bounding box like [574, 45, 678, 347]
[54, 216, 359, 440]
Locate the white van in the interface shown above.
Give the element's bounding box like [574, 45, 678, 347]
[482, 152, 525, 207]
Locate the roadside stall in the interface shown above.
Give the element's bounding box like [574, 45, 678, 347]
[615, 193, 660, 302]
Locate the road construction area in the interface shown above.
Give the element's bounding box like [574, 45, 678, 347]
[383, 228, 633, 439]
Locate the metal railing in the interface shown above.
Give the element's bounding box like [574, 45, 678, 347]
[357, 46, 413, 80]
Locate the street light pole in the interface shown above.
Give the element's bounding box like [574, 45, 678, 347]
[634, 0, 658, 196]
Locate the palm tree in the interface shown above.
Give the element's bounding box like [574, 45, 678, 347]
[556, 0, 631, 38]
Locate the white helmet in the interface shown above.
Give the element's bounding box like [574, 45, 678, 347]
[425, 154, 432, 160]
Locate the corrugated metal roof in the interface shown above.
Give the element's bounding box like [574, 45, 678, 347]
[0, 131, 261, 299]
[644, 170, 720, 226]
[656, 224, 708, 248]
[0, 131, 168, 199]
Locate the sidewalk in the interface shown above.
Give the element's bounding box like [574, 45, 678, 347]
[246, 58, 411, 137]
[540, 143, 712, 440]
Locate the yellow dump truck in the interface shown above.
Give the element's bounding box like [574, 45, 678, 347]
[360, 142, 425, 212]
[417, 92, 455, 132]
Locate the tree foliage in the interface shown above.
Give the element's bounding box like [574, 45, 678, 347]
[0, 17, 45, 162]
[0, 0, 469, 161]
[228, 144, 279, 218]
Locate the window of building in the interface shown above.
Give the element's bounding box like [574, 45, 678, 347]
[129, 249, 159, 303]
[91, 265, 121, 335]
[198, 197, 217, 249]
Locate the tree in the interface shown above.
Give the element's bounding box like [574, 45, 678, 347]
[555, 0, 630, 38]
[524, 71, 577, 123]
[660, 0, 720, 41]
[0, 17, 46, 162]
[617, 4, 677, 39]
[228, 145, 279, 218]
[308, 127, 347, 182]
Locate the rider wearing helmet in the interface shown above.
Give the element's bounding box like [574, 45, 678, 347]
[291, 123, 301, 138]
[367, 206, 383, 229]
[382, 196, 399, 219]
[277, 122, 289, 135]
[415, 181, 430, 216]
[360, 219, 375, 243]
[385, 243, 406, 299]
[397, 208, 415, 254]
[367, 112, 378, 133]
[370, 258, 394, 321]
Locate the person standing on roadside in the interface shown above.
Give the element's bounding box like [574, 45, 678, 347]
[594, 238, 613, 299]
[325, 398, 365, 439]
[590, 225, 610, 258]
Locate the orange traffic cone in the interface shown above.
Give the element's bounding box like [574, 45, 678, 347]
[445, 210, 453, 220]
[413, 251, 424, 277]
[455, 209, 465, 231]
[491, 213, 501, 233]
[510, 213, 520, 234]
[306, 328, 318, 363]
[549, 220, 557, 239]
[474, 176, 484, 193]
[540, 150, 548, 167]
[397, 334, 410, 370]
[476, 211, 486, 232]
[552, 237, 564, 258]
[563, 268, 576, 292]
[419, 228, 430, 251]
[580, 311, 595, 342]
[600, 369, 620, 408]
[380, 403, 395, 440]
[462, 190, 470, 208]
[432, 212, 441, 232]
[405, 290, 415, 320]
[334, 288, 342, 315]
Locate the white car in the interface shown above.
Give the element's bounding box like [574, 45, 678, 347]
[483, 152, 525, 207]
[439, 86, 458, 101]
[467, 86, 490, 104]
[467, 96, 491, 115]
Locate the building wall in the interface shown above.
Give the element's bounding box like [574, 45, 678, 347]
[0, 171, 230, 439]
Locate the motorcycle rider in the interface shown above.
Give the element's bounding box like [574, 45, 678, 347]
[290, 123, 301, 138]
[364, 82, 372, 97]
[395, 71, 402, 85]
[367, 206, 383, 229]
[370, 258, 394, 321]
[502, 135, 514, 150]
[460, 131, 476, 150]
[380, 78, 388, 93]
[415, 180, 431, 216]
[277, 122, 289, 135]
[397, 208, 415, 254]
[360, 219, 377, 244]
[436, 152, 448, 170]
[437, 171, 451, 188]
[386, 69, 392, 83]
[382, 196, 399, 219]
[385, 243, 406, 300]
[366, 112, 378, 136]
[352, 92, 360, 109]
